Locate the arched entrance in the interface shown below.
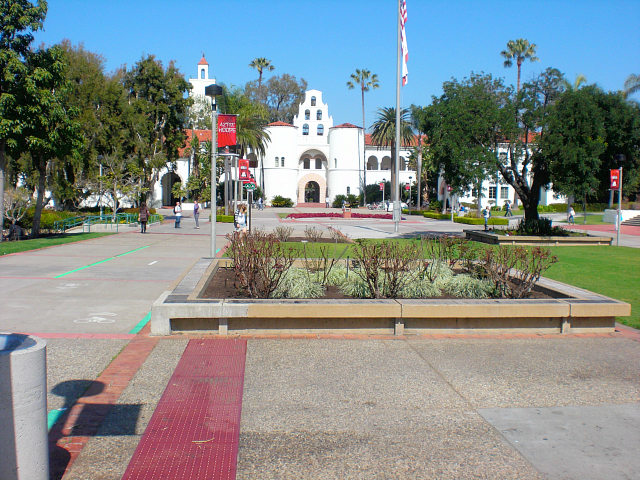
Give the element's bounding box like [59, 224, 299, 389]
[304, 181, 320, 203]
[161, 172, 182, 206]
[297, 173, 327, 205]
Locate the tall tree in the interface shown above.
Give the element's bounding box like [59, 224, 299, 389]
[501, 38, 539, 92]
[370, 107, 414, 201]
[248, 57, 274, 90]
[17, 45, 84, 237]
[245, 73, 307, 123]
[421, 70, 566, 220]
[347, 68, 379, 205]
[123, 55, 192, 203]
[544, 86, 607, 223]
[0, 0, 48, 241]
[561, 73, 588, 92]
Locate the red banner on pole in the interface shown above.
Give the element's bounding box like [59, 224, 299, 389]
[217, 114, 237, 148]
[610, 169, 621, 189]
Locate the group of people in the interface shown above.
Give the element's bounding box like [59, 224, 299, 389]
[137, 199, 201, 233]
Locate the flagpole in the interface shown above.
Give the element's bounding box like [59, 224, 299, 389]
[394, 0, 401, 234]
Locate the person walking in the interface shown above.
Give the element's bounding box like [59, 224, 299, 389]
[139, 202, 149, 233]
[174, 201, 182, 228]
[568, 205, 575, 225]
[483, 206, 491, 231]
[193, 199, 200, 229]
[258, 196, 264, 210]
[505, 200, 512, 217]
[235, 203, 247, 234]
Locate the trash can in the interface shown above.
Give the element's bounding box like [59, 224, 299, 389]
[343, 207, 352, 218]
[0, 334, 48, 480]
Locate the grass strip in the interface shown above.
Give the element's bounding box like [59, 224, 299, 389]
[544, 246, 640, 329]
[0, 232, 114, 256]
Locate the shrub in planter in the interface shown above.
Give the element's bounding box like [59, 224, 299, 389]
[515, 217, 566, 236]
[271, 195, 294, 207]
[423, 211, 451, 220]
[272, 268, 325, 299]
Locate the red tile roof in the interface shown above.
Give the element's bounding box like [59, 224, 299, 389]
[331, 123, 362, 129]
[178, 130, 212, 157]
[267, 121, 295, 127]
[198, 56, 209, 66]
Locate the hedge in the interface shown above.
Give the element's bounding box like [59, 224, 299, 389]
[209, 215, 234, 223]
[423, 212, 452, 220]
[454, 216, 508, 226]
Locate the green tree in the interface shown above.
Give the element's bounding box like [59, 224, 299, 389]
[561, 73, 588, 92]
[544, 86, 607, 223]
[245, 73, 307, 123]
[248, 57, 274, 90]
[123, 55, 192, 203]
[501, 38, 539, 92]
[0, 0, 48, 241]
[17, 45, 84, 237]
[370, 107, 414, 201]
[347, 68, 379, 205]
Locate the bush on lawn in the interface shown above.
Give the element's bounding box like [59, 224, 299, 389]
[454, 217, 508, 226]
[271, 195, 294, 207]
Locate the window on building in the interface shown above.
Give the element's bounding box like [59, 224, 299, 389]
[500, 186, 509, 199]
[489, 186, 497, 199]
[317, 124, 324, 136]
[305, 109, 310, 120]
[303, 124, 309, 135]
[311, 96, 316, 106]
[317, 110, 322, 120]
[347, 187, 350, 195]
[200, 69, 205, 79]
[472, 188, 478, 198]
[275, 157, 279, 167]
[281, 157, 285, 167]
[315, 158, 322, 169]
[334, 158, 337, 168]
[303, 158, 310, 169]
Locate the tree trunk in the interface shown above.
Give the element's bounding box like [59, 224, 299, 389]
[31, 154, 47, 239]
[583, 194, 587, 225]
[0, 140, 6, 242]
[609, 189, 614, 209]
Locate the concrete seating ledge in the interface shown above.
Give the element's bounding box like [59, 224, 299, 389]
[150, 258, 630, 337]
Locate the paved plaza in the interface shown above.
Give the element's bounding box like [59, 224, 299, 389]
[1, 206, 639, 479]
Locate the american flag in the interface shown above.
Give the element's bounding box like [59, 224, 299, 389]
[400, 0, 408, 86]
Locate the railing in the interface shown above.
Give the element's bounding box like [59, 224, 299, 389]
[53, 213, 163, 233]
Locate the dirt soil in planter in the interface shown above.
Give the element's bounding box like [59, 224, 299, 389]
[202, 267, 553, 300]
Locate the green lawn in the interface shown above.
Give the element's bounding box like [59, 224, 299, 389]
[544, 246, 640, 329]
[555, 214, 610, 226]
[0, 232, 115, 256]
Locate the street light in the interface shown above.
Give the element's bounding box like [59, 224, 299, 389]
[205, 84, 223, 258]
[408, 176, 413, 208]
[615, 154, 626, 246]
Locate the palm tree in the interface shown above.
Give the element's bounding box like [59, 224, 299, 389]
[562, 74, 588, 91]
[347, 69, 379, 205]
[501, 39, 539, 92]
[370, 107, 414, 201]
[248, 57, 275, 90]
[218, 86, 271, 157]
[624, 73, 640, 99]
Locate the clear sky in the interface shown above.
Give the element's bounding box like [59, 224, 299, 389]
[34, 0, 640, 129]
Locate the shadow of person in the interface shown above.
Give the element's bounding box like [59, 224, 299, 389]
[48, 380, 105, 480]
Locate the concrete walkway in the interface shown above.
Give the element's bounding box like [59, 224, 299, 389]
[1, 208, 639, 479]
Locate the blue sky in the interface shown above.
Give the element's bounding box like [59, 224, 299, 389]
[35, 0, 639, 129]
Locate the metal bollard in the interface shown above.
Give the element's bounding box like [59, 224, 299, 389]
[0, 334, 48, 480]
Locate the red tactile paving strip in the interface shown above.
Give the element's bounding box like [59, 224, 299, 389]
[48, 325, 158, 479]
[122, 339, 247, 480]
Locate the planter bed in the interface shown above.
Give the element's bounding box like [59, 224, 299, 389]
[151, 258, 629, 336]
[465, 230, 612, 246]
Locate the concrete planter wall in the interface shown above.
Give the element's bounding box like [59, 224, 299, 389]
[464, 230, 612, 246]
[0, 334, 48, 480]
[151, 259, 630, 337]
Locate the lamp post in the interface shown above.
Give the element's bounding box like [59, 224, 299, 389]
[382, 178, 386, 209]
[408, 176, 412, 208]
[615, 154, 626, 246]
[205, 84, 223, 258]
